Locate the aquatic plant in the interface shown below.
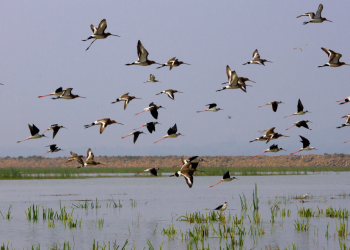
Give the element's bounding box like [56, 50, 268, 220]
[239, 193, 247, 211]
[96, 218, 104, 229]
[336, 220, 348, 238]
[130, 199, 137, 208]
[252, 183, 259, 211]
[294, 218, 309, 231]
[326, 206, 348, 219]
[25, 204, 39, 221]
[162, 224, 178, 239]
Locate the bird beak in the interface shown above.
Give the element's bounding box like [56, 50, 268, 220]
[156, 93, 162, 95]
[162, 107, 166, 109]
[118, 123, 124, 125]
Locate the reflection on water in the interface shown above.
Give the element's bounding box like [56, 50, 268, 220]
[0, 172, 349, 249]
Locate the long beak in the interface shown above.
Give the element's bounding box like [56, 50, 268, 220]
[111, 34, 121, 37]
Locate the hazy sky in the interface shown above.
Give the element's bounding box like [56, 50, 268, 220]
[1, 1, 350, 157]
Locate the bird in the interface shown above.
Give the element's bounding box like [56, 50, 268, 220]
[259, 101, 284, 112]
[243, 49, 272, 66]
[172, 156, 206, 169]
[78, 148, 104, 168]
[227, 116, 231, 119]
[210, 171, 237, 188]
[217, 66, 254, 92]
[133, 122, 160, 133]
[249, 127, 289, 144]
[51, 88, 85, 100]
[197, 103, 223, 113]
[38, 87, 64, 98]
[121, 131, 146, 144]
[66, 151, 84, 164]
[299, 193, 309, 199]
[336, 115, 350, 129]
[137, 167, 161, 176]
[125, 40, 160, 66]
[318, 48, 349, 68]
[336, 96, 350, 105]
[290, 136, 317, 155]
[286, 120, 312, 130]
[284, 99, 310, 118]
[156, 89, 183, 100]
[84, 118, 123, 134]
[17, 124, 47, 143]
[214, 202, 228, 211]
[156, 57, 190, 70]
[42, 124, 66, 139]
[170, 162, 198, 188]
[82, 19, 120, 51]
[40, 144, 62, 157]
[144, 74, 161, 83]
[253, 144, 286, 158]
[296, 4, 332, 25]
[153, 124, 184, 144]
[111, 93, 141, 110]
[294, 44, 307, 51]
[134, 102, 165, 119]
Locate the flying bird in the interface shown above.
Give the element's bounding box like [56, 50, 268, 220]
[296, 4, 332, 25]
[249, 127, 289, 144]
[133, 122, 160, 133]
[144, 74, 161, 83]
[111, 93, 141, 110]
[121, 131, 146, 144]
[38, 87, 64, 98]
[217, 66, 254, 92]
[243, 49, 272, 66]
[40, 144, 62, 157]
[170, 162, 198, 188]
[337, 96, 350, 105]
[137, 167, 161, 176]
[210, 171, 237, 188]
[156, 89, 183, 100]
[51, 88, 85, 100]
[284, 99, 310, 118]
[153, 124, 184, 144]
[253, 144, 286, 158]
[66, 151, 84, 164]
[156, 57, 190, 70]
[125, 40, 160, 66]
[77, 148, 104, 168]
[82, 19, 120, 51]
[336, 115, 350, 129]
[84, 118, 123, 134]
[318, 48, 349, 68]
[197, 103, 223, 113]
[290, 136, 317, 155]
[17, 124, 47, 143]
[294, 44, 307, 51]
[42, 124, 66, 139]
[134, 102, 165, 119]
[286, 120, 312, 130]
[259, 101, 284, 112]
[172, 156, 206, 169]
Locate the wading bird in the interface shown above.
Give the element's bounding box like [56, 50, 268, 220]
[78, 148, 104, 168]
[336, 115, 350, 129]
[299, 193, 309, 199]
[82, 19, 120, 51]
[243, 49, 272, 66]
[249, 128, 289, 143]
[217, 66, 254, 92]
[286, 120, 312, 130]
[42, 124, 66, 139]
[210, 171, 237, 188]
[154, 124, 183, 144]
[259, 101, 284, 112]
[121, 131, 146, 144]
[172, 156, 206, 169]
[134, 102, 165, 119]
[337, 96, 350, 105]
[66, 151, 84, 164]
[170, 162, 198, 188]
[125, 40, 160, 66]
[84, 118, 123, 134]
[284, 99, 310, 118]
[290, 136, 317, 155]
[214, 202, 228, 212]
[17, 124, 47, 143]
[156, 89, 183, 100]
[318, 48, 349, 68]
[156, 57, 190, 70]
[137, 167, 161, 176]
[294, 44, 307, 51]
[111, 93, 141, 110]
[40, 144, 62, 157]
[144, 74, 161, 83]
[253, 144, 285, 158]
[38, 87, 64, 98]
[197, 103, 223, 113]
[297, 4, 332, 25]
[133, 122, 160, 133]
[51, 88, 85, 100]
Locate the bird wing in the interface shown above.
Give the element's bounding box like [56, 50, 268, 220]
[70, 151, 78, 157]
[180, 162, 191, 171]
[55, 87, 63, 93]
[252, 49, 260, 60]
[147, 123, 155, 133]
[315, 4, 323, 19]
[332, 53, 342, 64]
[207, 103, 217, 109]
[270, 144, 278, 150]
[166, 57, 176, 64]
[137, 40, 149, 62]
[49, 144, 57, 151]
[167, 124, 177, 135]
[166, 91, 175, 100]
[226, 65, 232, 82]
[124, 100, 129, 110]
[297, 99, 304, 112]
[346, 116, 350, 124]
[100, 122, 106, 134]
[189, 156, 198, 162]
[299, 135, 310, 148]
[90, 24, 97, 34]
[96, 19, 107, 35]
[222, 171, 230, 179]
[215, 204, 223, 210]
[52, 126, 60, 139]
[62, 88, 73, 96]
[86, 148, 94, 161]
[265, 127, 275, 137]
[183, 173, 193, 188]
[31, 124, 40, 135]
[150, 74, 155, 81]
[133, 132, 140, 144]
[190, 162, 199, 170]
[272, 102, 278, 112]
[296, 13, 315, 19]
[150, 168, 158, 176]
[150, 109, 158, 119]
[228, 71, 239, 86]
[76, 157, 84, 168]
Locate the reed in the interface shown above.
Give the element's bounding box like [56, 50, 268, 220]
[162, 224, 178, 239]
[239, 193, 247, 211]
[326, 206, 348, 219]
[130, 199, 137, 208]
[25, 204, 39, 221]
[294, 218, 309, 231]
[336, 220, 348, 238]
[252, 183, 259, 211]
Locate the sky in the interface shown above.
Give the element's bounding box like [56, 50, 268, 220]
[0, 1, 350, 157]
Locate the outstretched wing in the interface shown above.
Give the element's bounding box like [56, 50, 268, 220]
[96, 19, 107, 35]
[137, 40, 149, 62]
[315, 4, 323, 19]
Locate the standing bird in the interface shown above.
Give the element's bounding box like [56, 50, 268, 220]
[51, 88, 85, 100]
[144, 74, 161, 83]
[156, 89, 183, 100]
[121, 131, 146, 144]
[156, 57, 190, 70]
[153, 124, 184, 144]
[318, 48, 349, 68]
[137, 167, 161, 176]
[197, 103, 223, 113]
[42, 124, 66, 139]
[243, 49, 272, 66]
[210, 171, 237, 188]
[133, 122, 160, 133]
[336, 115, 350, 129]
[214, 202, 228, 212]
[294, 44, 307, 51]
[111, 93, 141, 110]
[170, 162, 198, 188]
[134, 102, 165, 119]
[78, 148, 104, 168]
[259, 101, 284, 112]
[125, 40, 160, 66]
[66, 151, 84, 164]
[296, 4, 332, 25]
[17, 124, 47, 143]
[286, 120, 312, 130]
[284, 99, 310, 118]
[84, 118, 123, 134]
[82, 19, 120, 51]
[217, 66, 254, 93]
[40, 144, 62, 157]
[253, 144, 286, 158]
[337, 96, 350, 105]
[290, 136, 317, 155]
[38, 87, 64, 98]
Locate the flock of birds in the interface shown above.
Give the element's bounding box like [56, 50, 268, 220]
[8, 4, 350, 202]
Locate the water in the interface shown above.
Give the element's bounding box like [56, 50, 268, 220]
[0, 172, 349, 249]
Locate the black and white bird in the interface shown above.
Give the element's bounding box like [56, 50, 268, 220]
[286, 120, 312, 130]
[156, 89, 183, 100]
[336, 115, 350, 129]
[156, 57, 190, 70]
[133, 122, 160, 133]
[125, 40, 160, 66]
[243, 49, 272, 66]
[290, 136, 317, 155]
[170, 162, 198, 188]
[337, 96, 350, 105]
[154, 124, 184, 144]
[259, 101, 284, 112]
[197, 103, 223, 113]
[296, 4, 332, 25]
[121, 131, 146, 144]
[135, 102, 165, 119]
[253, 144, 285, 158]
[84, 118, 123, 134]
[40, 144, 62, 157]
[42, 124, 66, 139]
[210, 171, 238, 188]
[284, 99, 310, 118]
[137, 167, 161, 176]
[214, 202, 228, 211]
[318, 48, 349, 68]
[17, 124, 47, 143]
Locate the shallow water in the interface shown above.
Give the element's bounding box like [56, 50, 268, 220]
[0, 172, 349, 249]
